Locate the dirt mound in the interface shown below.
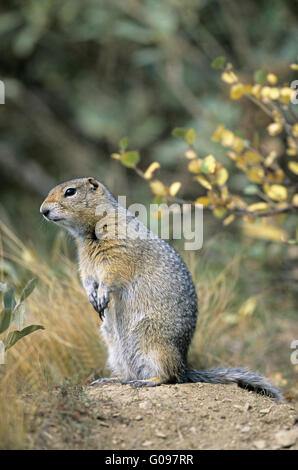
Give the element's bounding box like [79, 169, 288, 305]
[28, 382, 297, 450]
[84, 382, 297, 450]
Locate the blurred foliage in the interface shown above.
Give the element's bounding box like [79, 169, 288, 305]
[113, 59, 298, 243]
[0, 0, 297, 246]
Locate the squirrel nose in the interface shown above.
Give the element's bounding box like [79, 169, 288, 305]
[41, 206, 50, 218]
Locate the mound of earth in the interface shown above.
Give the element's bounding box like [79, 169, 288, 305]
[84, 383, 297, 450]
[29, 382, 297, 450]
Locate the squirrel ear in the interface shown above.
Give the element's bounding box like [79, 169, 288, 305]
[88, 177, 99, 191]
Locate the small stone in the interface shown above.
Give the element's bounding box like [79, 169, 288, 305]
[241, 426, 251, 433]
[253, 440, 266, 449]
[142, 440, 153, 447]
[139, 401, 151, 409]
[260, 407, 271, 414]
[234, 405, 243, 411]
[275, 429, 298, 448]
[135, 415, 143, 421]
[244, 402, 252, 412]
[99, 421, 109, 427]
[155, 430, 166, 439]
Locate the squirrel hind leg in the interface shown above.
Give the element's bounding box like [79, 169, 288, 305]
[90, 376, 124, 386]
[125, 377, 168, 388]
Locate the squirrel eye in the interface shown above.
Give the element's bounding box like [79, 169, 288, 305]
[64, 188, 76, 197]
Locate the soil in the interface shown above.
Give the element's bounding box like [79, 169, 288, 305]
[28, 382, 298, 450]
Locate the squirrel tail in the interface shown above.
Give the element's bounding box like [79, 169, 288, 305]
[185, 367, 283, 400]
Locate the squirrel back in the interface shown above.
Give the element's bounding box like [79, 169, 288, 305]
[40, 177, 282, 400]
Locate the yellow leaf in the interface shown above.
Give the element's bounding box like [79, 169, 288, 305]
[149, 180, 168, 196]
[221, 129, 235, 147]
[292, 124, 298, 138]
[267, 122, 283, 136]
[169, 182, 181, 197]
[242, 222, 287, 242]
[261, 86, 272, 98]
[211, 124, 225, 142]
[243, 84, 253, 94]
[195, 175, 212, 190]
[288, 161, 298, 175]
[287, 148, 297, 156]
[195, 197, 210, 206]
[251, 84, 261, 99]
[238, 297, 257, 317]
[247, 167, 264, 183]
[264, 151, 278, 167]
[215, 167, 229, 186]
[227, 151, 237, 160]
[236, 156, 247, 171]
[269, 87, 280, 100]
[229, 195, 247, 209]
[280, 87, 294, 103]
[230, 83, 244, 99]
[188, 159, 202, 174]
[185, 149, 197, 159]
[223, 214, 235, 226]
[233, 137, 244, 153]
[247, 202, 269, 212]
[267, 73, 278, 85]
[213, 208, 227, 218]
[203, 154, 216, 173]
[111, 153, 121, 160]
[143, 162, 161, 180]
[264, 184, 288, 202]
[290, 64, 298, 71]
[243, 151, 261, 164]
[292, 194, 298, 206]
[221, 185, 229, 200]
[221, 71, 238, 84]
[185, 128, 196, 145]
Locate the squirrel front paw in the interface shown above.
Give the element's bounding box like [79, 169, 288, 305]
[84, 278, 110, 320]
[96, 289, 110, 320]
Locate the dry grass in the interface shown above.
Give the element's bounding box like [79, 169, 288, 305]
[0, 223, 106, 448]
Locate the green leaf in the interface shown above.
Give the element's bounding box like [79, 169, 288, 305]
[254, 69, 267, 84]
[288, 239, 298, 245]
[13, 303, 25, 330]
[20, 278, 38, 303]
[121, 151, 140, 168]
[4, 325, 45, 351]
[185, 128, 196, 146]
[244, 184, 259, 195]
[4, 287, 16, 310]
[172, 128, 187, 138]
[119, 137, 129, 151]
[211, 56, 226, 69]
[0, 309, 13, 334]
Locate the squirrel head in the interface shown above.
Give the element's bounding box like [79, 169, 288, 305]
[40, 177, 114, 239]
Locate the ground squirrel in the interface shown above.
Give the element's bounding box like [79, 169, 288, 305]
[40, 177, 282, 399]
